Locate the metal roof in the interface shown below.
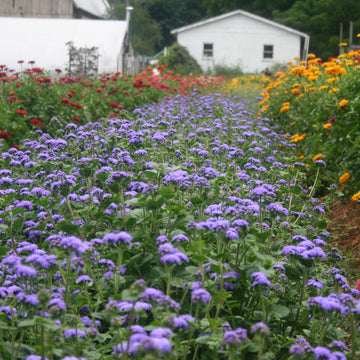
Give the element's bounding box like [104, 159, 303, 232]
[0, 17, 127, 73]
[73, 0, 110, 19]
[171, 9, 309, 39]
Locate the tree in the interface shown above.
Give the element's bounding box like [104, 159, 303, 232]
[107, 0, 163, 55]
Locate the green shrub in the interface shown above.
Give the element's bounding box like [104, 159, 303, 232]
[158, 42, 202, 75]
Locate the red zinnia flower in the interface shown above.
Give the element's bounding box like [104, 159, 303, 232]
[73, 116, 81, 123]
[61, 98, 70, 104]
[0, 130, 10, 140]
[12, 144, 20, 150]
[15, 109, 27, 115]
[30, 119, 44, 128]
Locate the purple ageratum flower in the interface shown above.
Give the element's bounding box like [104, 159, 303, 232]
[306, 278, 324, 289]
[231, 219, 249, 228]
[171, 234, 189, 243]
[250, 322, 270, 335]
[251, 272, 271, 287]
[76, 275, 94, 284]
[226, 228, 239, 240]
[191, 288, 212, 304]
[24, 294, 40, 306]
[102, 231, 132, 245]
[168, 314, 195, 329]
[251, 184, 276, 198]
[312, 346, 332, 360]
[266, 202, 289, 216]
[16, 200, 33, 210]
[150, 327, 173, 338]
[158, 242, 189, 265]
[162, 169, 191, 188]
[26, 356, 49, 360]
[15, 264, 37, 277]
[59, 236, 90, 254]
[307, 295, 347, 315]
[223, 328, 247, 345]
[289, 344, 305, 356]
[63, 328, 87, 338]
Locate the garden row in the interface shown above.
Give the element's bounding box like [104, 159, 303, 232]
[235, 48, 360, 201]
[0, 63, 225, 147]
[0, 93, 359, 359]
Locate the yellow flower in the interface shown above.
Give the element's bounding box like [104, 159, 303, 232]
[339, 42, 348, 46]
[323, 123, 332, 129]
[307, 53, 316, 59]
[339, 172, 351, 184]
[357, 34, 360, 37]
[327, 77, 337, 83]
[312, 153, 324, 162]
[318, 85, 328, 90]
[339, 99, 348, 107]
[351, 191, 360, 201]
[290, 121, 296, 126]
[294, 56, 300, 60]
[280, 105, 290, 113]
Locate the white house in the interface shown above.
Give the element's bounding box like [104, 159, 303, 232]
[171, 10, 310, 73]
[0, 1, 135, 74]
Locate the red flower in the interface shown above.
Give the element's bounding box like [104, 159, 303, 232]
[357, 279, 360, 292]
[0, 130, 10, 140]
[109, 102, 118, 107]
[61, 98, 70, 104]
[73, 116, 81, 123]
[12, 144, 20, 150]
[69, 102, 82, 109]
[15, 109, 27, 115]
[95, 88, 102, 92]
[30, 119, 44, 128]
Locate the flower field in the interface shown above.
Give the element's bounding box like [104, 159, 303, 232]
[0, 64, 225, 147]
[1, 70, 360, 360]
[241, 48, 360, 201]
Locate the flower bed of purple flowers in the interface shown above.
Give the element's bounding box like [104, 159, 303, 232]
[0, 92, 359, 359]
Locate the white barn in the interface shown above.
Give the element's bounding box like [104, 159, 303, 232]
[0, 1, 135, 74]
[171, 10, 310, 73]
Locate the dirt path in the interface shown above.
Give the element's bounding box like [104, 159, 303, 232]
[327, 199, 360, 277]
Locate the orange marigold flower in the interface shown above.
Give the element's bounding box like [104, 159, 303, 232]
[351, 191, 360, 201]
[339, 172, 350, 184]
[339, 99, 348, 107]
[323, 123, 332, 129]
[280, 105, 290, 113]
[312, 153, 324, 162]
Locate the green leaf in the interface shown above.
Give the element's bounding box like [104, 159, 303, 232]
[270, 304, 290, 318]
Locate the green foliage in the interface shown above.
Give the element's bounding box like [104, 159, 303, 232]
[158, 43, 202, 75]
[258, 51, 360, 198]
[210, 64, 244, 77]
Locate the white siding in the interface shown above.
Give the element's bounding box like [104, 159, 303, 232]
[176, 13, 302, 73]
[0, 17, 126, 73]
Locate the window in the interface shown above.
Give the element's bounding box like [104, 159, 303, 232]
[263, 45, 273, 59]
[203, 43, 213, 57]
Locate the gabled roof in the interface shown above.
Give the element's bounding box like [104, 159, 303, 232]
[73, 0, 110, 19]
[171, 9, 308, 39]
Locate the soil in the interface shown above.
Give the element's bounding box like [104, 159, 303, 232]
[327, 199, 360, 276]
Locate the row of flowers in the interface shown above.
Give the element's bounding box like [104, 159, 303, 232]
[237, 48, 360, 200]
[0, 93, 359, 359]
[0, 62, 226, 147]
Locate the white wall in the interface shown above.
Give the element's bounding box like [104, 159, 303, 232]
[176, 13, 302, 73]
[0, 17, 126, 74]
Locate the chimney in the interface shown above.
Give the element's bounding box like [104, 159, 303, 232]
[125, 6, 133, 50]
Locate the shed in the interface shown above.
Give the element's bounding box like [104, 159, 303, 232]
[0, 0, 110, 19]
[171, 9, 310, 73]
[0, 9, 134, 74]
